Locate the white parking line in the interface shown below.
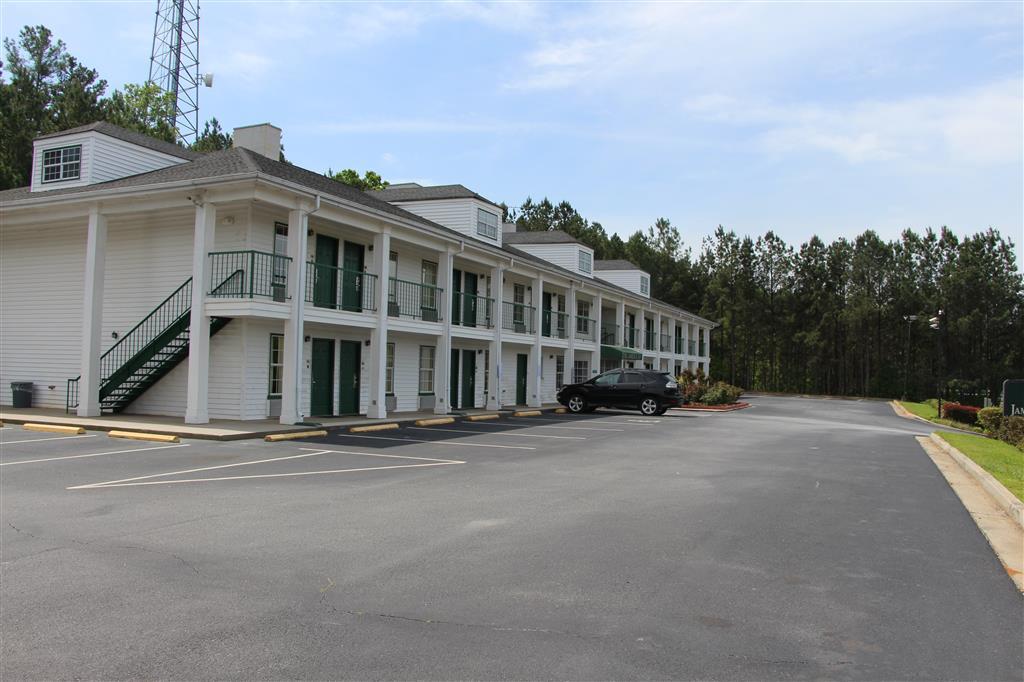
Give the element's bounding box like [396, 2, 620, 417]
[1, 443, 188, 467]
[0, 434, 99, 446]
[479, 423, 624, 432]
[329, 433, 535, 450]
[532, 417, 662, 426]
[69, 449, 464, 489]
[407, 426, 585, 440]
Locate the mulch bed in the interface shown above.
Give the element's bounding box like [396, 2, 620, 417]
[672, 402, 751, 412]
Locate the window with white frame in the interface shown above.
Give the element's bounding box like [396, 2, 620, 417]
[640, 275, 650, 295]
[421, 260, 437, 311]
[388, 251, 398, 301]
[385, 342, 395, 395]
[576, 300, 591, 333]
[513, 283, 526, 325]
[273, 222, 289, 287]
[555, 355, 564, 389]
[578, 249, 592, 274]
[573, 360, 589, 384]
[268, 334, 283, 397]
[418, 346, 435, 394]
[476, 208, 499, 239]
[42, 145, 81, 183]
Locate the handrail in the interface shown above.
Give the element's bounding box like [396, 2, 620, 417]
[306, 261, 378, 312]
[209, 250, 291, 300]
[387, 277, 443, 320]
[453, 291, 494, 328]
[502, 301, 535, 334]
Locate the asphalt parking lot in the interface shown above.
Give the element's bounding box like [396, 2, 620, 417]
[2, 397, 1021, 680]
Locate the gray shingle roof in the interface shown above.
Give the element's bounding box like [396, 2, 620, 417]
[502, 230, 584, 245]
[594, 259, 642, 271]
[35, 121, 201, 161]
[371, 183, 499, 207]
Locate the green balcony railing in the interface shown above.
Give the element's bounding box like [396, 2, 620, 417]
[453, 292, 493, 328]
[209, 251, 291, 301]
[305, 261, 377, 312]
[601, 324, 619, 345]
[388, 277, 442, 321]
[675, 337, 683, 354]
[660, 333, 672, 352]
[644, 331, 656, 351]
[575, 316, 596, 341]
[689, 340, 697, 355]
[624, 326, 640, 348]
[503, 301, 535, 334]
[542, 310, 569, 339]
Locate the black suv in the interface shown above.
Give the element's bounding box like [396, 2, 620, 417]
[556, 369, 682, 416]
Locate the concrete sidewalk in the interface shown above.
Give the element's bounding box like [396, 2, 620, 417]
[0, 405, 566, 440]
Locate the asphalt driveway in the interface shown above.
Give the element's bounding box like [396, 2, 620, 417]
[1, 397, 1020, 680]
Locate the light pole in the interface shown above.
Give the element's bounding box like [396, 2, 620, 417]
[929, 311, 943, 417]
[902, 314, 918, 401]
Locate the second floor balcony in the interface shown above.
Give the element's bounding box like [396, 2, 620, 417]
[644, 331, 656, 351]
[306, 261, 377, 312]
[675, 337, 683, 354]
[542, 310, 569, 339]
[208, 250, 291, 300]
[575, 316, 596, 342]
[624, 326, 640, 348]
[388, 277, 443, 321]
[660, 333, 672, 352]
[601, 324, 619, 345]
[689, 340, 697, 355]
[503, 301, 536, 334]
[453, 292, 493, 328]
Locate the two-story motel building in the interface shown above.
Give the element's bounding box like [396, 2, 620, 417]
[0, 122, 713, 424]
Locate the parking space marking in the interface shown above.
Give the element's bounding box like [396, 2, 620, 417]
[69, 449, 464, 490]
[1, 443, 188, 467]
[0, 434, 99, 446]
[484, 423, 625, 432]
[328, 433, 536, 450]
[532, 417, 662, 426]
[407, 427, 585, 440]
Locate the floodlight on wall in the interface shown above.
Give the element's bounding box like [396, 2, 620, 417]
[202, 73, 214, 88]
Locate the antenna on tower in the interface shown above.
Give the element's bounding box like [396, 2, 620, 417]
[148, 0, 204, 145]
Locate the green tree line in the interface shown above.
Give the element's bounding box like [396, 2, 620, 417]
[504, 197, 1024, 402]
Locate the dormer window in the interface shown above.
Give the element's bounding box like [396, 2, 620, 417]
[42, 145, 81, 183]
[640, 275, 650, 295]
[578, 250, 592, 274]
[476, 208, 499, 239]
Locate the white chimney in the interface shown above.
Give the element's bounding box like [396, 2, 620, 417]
[233, 123, 281, 160]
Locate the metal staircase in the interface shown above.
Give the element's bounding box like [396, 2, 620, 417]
[66, 272, 241, 414]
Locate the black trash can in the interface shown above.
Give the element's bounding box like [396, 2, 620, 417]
[11, 382, 33, 408]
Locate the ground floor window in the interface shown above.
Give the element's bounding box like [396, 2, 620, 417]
[268, 334, 283, 397]
[419, 346, 435, 393]
[555, 355, 564, 389]
[386, 342, 395, 395]
[573, 360, 589, 384]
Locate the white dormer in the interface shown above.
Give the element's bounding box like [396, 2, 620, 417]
[29, 122, 195, 192]
[594, 260, 651, 298]
[502, 230, 595, 278]
[371, 183, 504, 247]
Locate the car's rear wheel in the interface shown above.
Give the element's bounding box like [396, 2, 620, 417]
[567, 394, 588, 413]
[639, 397, 661, 416]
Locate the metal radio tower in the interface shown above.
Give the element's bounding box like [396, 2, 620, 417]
[148, 0, 200, 144]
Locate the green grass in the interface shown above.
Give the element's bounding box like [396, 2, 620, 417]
[938, 432, 1024, 502]
[898, 400, 983, 432]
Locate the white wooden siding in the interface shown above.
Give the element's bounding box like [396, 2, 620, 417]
[594, 269, 649, 298]
[30, 131, 186, 192]
[386, 198, 503, 248]
[507, 243, 593, 278]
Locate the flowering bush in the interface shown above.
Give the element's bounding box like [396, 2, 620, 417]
[941, 402, 980, 425]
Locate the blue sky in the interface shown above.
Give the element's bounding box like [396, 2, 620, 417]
[3, 1, 1022, 265]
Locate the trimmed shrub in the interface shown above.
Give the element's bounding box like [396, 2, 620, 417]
[997, 416, 1024, 450]
[941, 402, 980, 425]
[701, 382, 744, 406]
[977, 406, 1003, 434]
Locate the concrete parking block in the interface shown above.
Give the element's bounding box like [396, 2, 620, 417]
[350, 423, 400, 433]
[108, 430, 180, 443]
[264, 430, 329, 442]
[23, 423, 85, 435]
[414, 417, 455, 427]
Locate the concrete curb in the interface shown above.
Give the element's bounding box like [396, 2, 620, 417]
[889, 401, 982, 435]
[929, 433, 1024, 530]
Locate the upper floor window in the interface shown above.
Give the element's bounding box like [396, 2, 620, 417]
[640, 275, 650, 295]
[476, 209, 499, 239]
[42, 145, 81, 183]
[578, 249, 592, 274]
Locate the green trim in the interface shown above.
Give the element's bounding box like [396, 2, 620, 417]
[601, 345, 643, 361]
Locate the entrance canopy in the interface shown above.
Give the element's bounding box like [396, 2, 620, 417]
[600, 345, 642, 361]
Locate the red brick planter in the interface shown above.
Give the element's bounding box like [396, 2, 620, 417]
[672, 402, 751, 412]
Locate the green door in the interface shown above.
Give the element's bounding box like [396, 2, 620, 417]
[516, 353, 528, 405]
[463, 273, 478, 328]
[314, 235, 339, 308]
[310, 338, 335, 416]
[338, 340, 360, 415]
[542, 292, 552, 336]
[461, 349, 476, 408]
[451, 269, 463, 325]
[341, 241, 364, 312]
[450, 348, 460, 410]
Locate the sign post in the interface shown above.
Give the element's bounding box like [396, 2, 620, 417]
[1002, 379, 1024, 417]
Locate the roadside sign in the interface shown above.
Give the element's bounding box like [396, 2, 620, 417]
[1002, 379, 1024, 416]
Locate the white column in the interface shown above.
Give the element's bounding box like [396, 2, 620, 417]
[78, 205, 107, 417]
[566, 283, 577, 386]
[184, 202, 217, 424]
[591, 293, 602, 377]
[529, 274, 543, 407]
[434, 249, 454, 414]
[279, 208, 309, 424]
[616, 301, 626, 347]
[486, 264, 504, 410]
[655, 311, 663, 365]
[366, 230, 391, 418]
